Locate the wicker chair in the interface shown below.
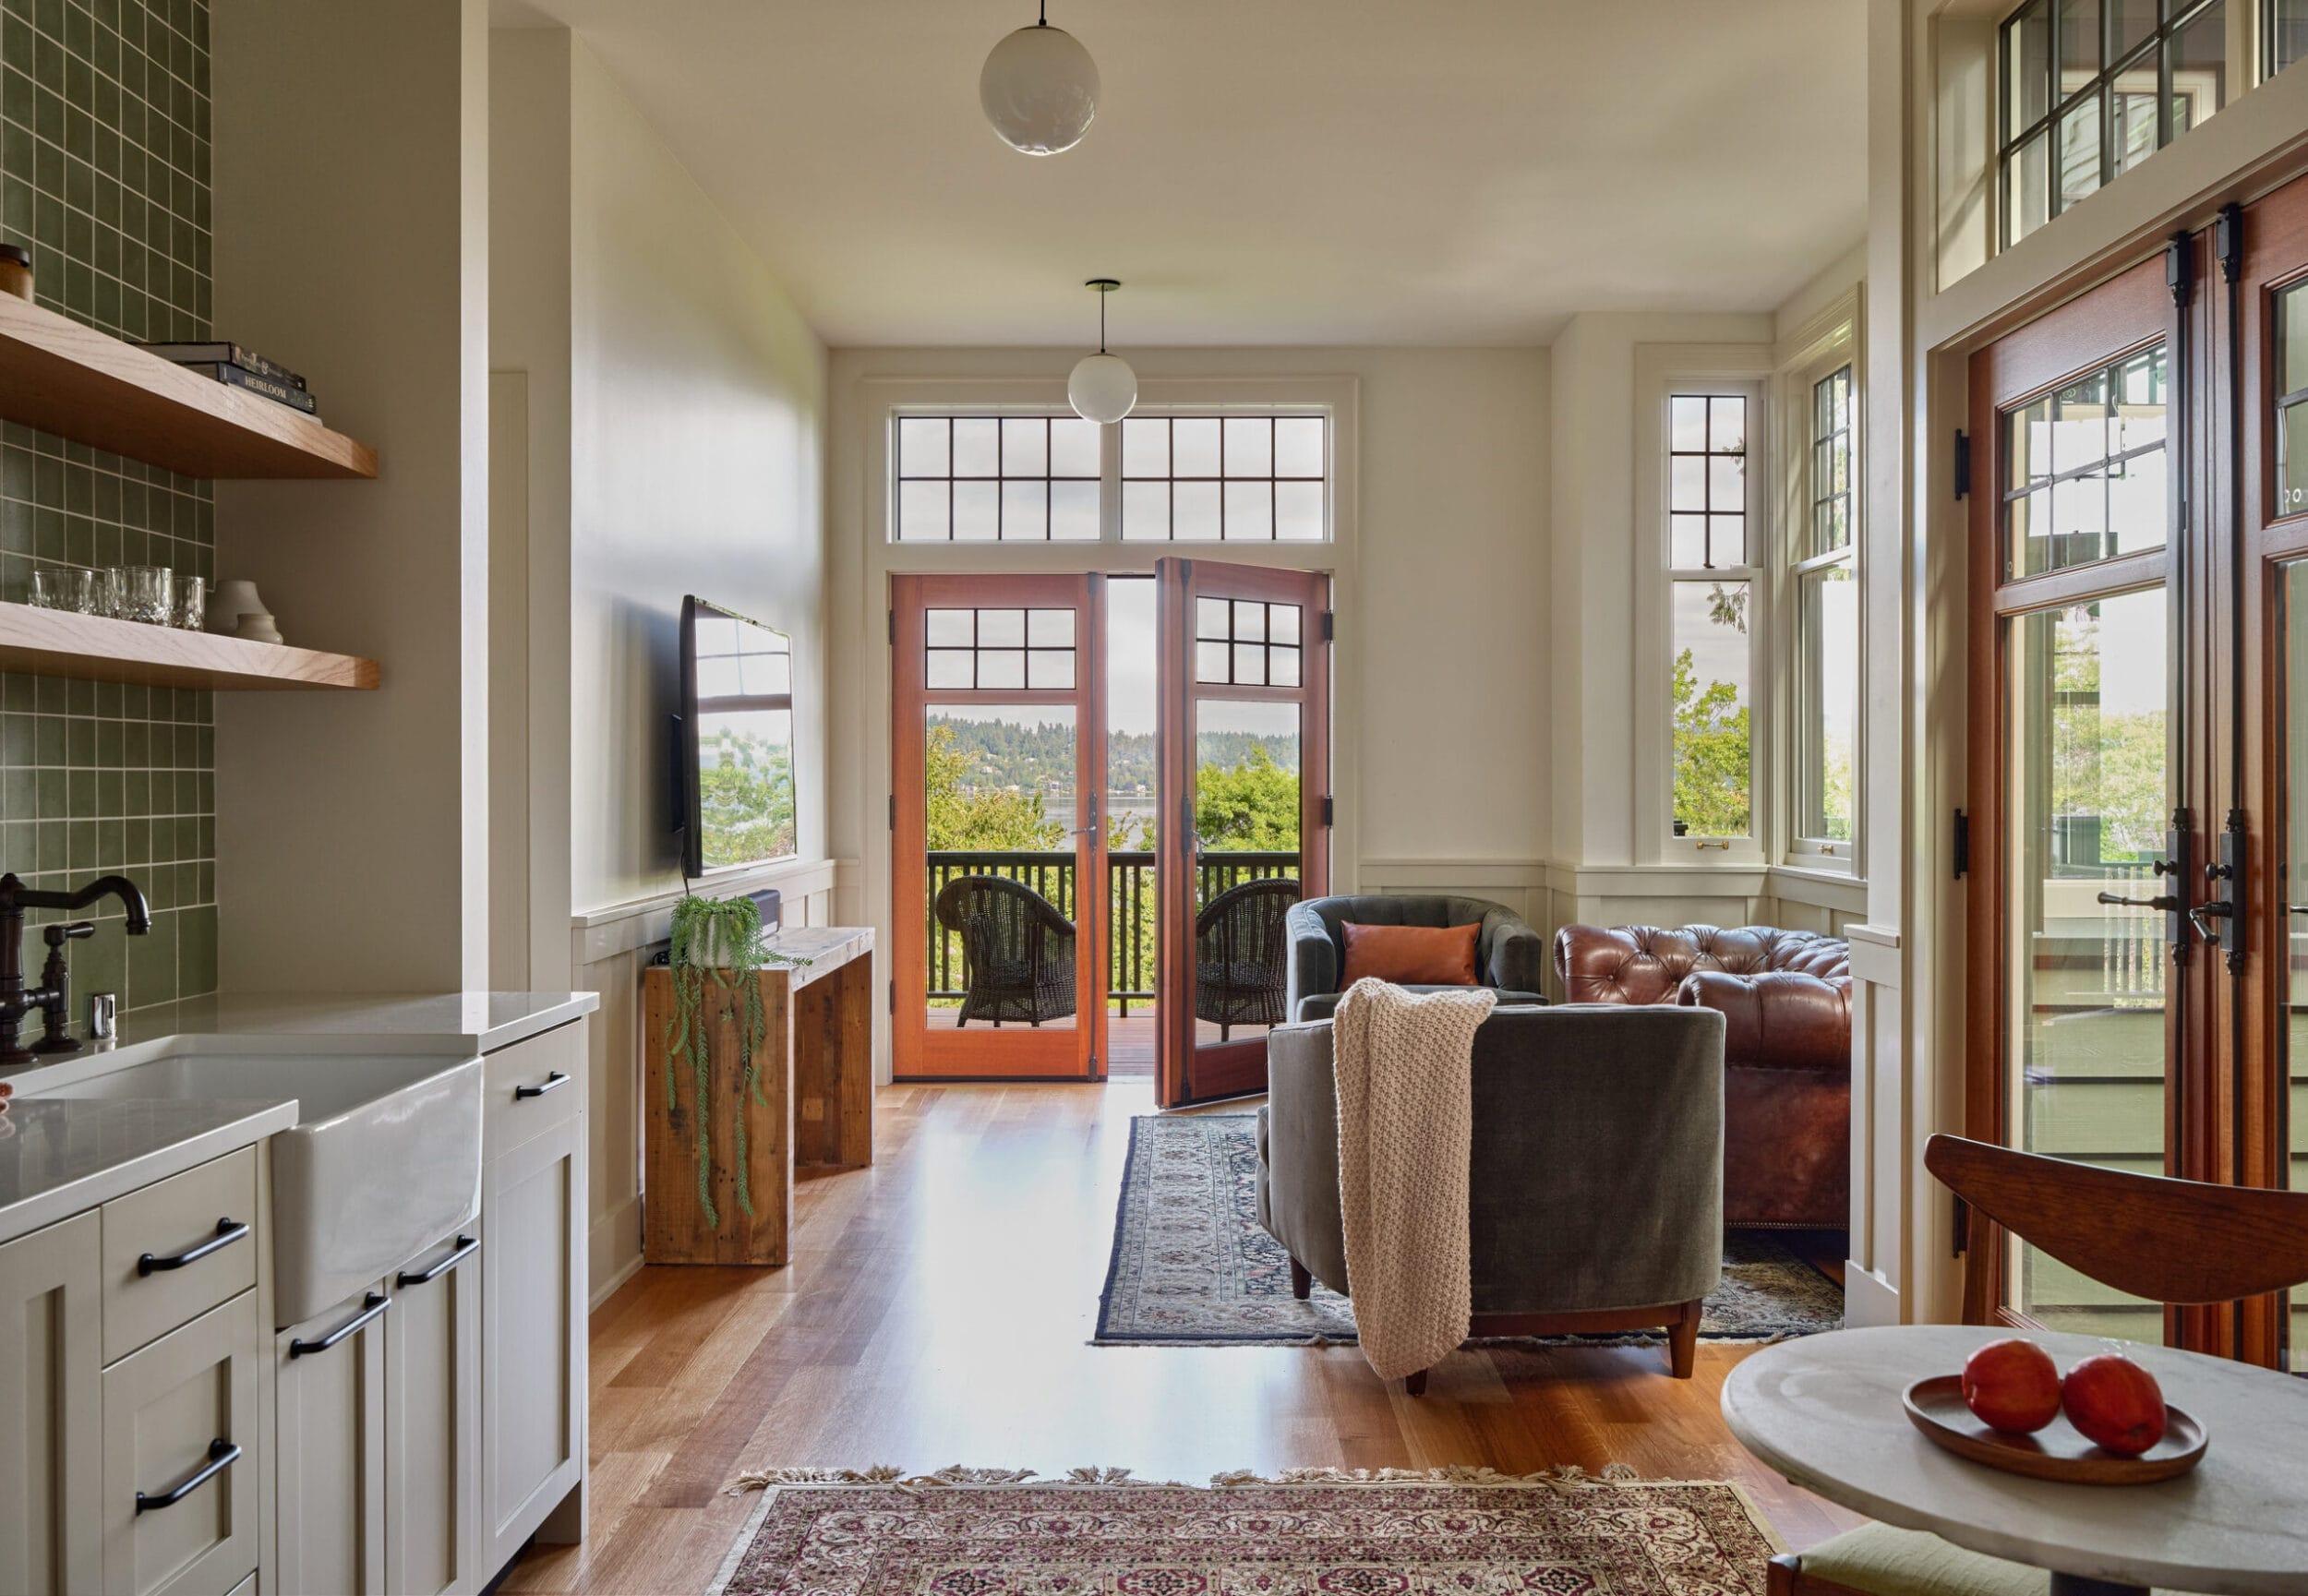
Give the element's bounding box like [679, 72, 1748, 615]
[935, 875, 1077, 1027]
[1195, 878, 1300, 1039]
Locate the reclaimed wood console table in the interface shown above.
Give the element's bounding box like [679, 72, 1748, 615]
[642, 926, 876, 1266]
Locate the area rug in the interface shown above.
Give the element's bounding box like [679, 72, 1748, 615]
[710, 1467, 1784, 1596]
[1095, 1114, 1844, 1348]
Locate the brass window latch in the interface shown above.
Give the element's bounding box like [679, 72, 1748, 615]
[1693, 839, 1731, 851]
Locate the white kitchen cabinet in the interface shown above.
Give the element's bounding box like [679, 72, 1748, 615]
[387, 1230, 482, 1596]
[100, 1290, 264, 1596]
[0, 1212, 102, 1596]
[479, 1022, 588, 1581]
[273, 1283, 389, 1595]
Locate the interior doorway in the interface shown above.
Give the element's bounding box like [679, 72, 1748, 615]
[891, 562, 1331, 1098]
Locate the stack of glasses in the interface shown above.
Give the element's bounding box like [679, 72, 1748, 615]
[27, 566, 207, 630]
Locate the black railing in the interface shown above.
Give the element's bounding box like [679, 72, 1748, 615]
[926, 847, 1299, 1014]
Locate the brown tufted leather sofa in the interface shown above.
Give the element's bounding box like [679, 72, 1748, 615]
[1553, 924, 1851, 1230]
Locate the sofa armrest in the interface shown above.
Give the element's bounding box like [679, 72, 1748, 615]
[1481, 909, 1546, 997]
[1677, 969, 1850, 1073]
[1283, 903, 1340, 1023]
[1262, 1022, 1349, 1292]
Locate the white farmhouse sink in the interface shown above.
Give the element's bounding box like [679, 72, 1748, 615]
[41, 1052, 483, 1325]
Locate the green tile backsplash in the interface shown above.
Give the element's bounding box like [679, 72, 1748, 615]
[0, 0, 213, 1012]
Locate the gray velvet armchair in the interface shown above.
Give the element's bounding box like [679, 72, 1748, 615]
[1255, 1003, 1726, 1391]
[1283, 894, 1548, 1022]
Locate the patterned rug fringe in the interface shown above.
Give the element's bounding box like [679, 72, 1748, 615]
[727, 1462, 1647, 1497]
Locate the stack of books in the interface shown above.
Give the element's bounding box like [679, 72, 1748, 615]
[137, 342, 320, 421]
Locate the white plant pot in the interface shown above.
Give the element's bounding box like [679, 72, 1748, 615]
[208, 579, 267, 635]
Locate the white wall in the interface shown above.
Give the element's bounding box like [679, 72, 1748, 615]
[212, 0, 491, 994]
[491, 30, 834, 1300]
[825, 346, 1552, 1071]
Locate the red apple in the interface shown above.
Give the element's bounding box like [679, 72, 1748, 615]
[1961, 1338, 2062, 1434]
[2062, 1352, 2167, 1457]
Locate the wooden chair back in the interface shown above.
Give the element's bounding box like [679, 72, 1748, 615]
[1925, 1134, 2308, 1323]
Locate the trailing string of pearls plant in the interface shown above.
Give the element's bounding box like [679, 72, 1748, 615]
[662, 894, 808, 1229]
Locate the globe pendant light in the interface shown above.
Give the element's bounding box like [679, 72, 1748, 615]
[1069, 279, 1136, 425]
[980, 3, 1100, 156]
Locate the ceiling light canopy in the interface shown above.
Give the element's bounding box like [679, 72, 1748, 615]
[1068, 278, 1136, 425]
[980, 5, 1100, 156]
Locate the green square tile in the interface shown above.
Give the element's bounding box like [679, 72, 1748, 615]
[1, 764, 30, 816]
[33, 764, 60, 814]
[1, 818, 32, 869]
[32, 714, 62, 763]
[66, 815, 90, 870]
[65, 675, 90, 714]
[72, 913, 126, 1006]
[34, 816, 60, 868]
[64, 715, 90, 765]
[64, 764, 88, 810]
[0, 713, 29, 765]
[123, 814, 145, 860]
[175, 900, 210, 996]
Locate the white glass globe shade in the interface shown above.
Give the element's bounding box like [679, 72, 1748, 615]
[980, 24, 1100, 155]
[1068, 352, 1136, 424]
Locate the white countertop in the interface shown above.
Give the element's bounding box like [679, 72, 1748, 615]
[0, 1095, 300, 1245]
[0, 990, 598, 1246]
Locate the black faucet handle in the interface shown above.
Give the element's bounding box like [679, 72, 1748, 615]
[43, 921, 95, 946]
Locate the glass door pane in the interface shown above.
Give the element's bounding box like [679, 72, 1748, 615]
[2283, 562, 2308, 1372]
[2003, 586, 2170, 1338]
[1189, 699, 1302, 1059]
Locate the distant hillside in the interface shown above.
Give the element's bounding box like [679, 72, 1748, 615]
[928, 714, 1299, 796]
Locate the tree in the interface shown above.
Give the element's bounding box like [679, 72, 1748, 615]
[922, 723, 1064, 850]
[1673, 647, 1751, 837]
[1195, 745, 1300, 851]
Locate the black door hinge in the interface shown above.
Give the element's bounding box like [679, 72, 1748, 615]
[1321, 795, 1334, 828]
[2216, 201, 2243, 283]
[2166, 228, 2194, 308]
[1953, 430, 1972, 500]
[888, 793, 896, 830]
[887, 978, 896, 1015]
[1952, 809, 1970, 879]
[1321, 610, 1334, 642]
[887, 608, 896, 644]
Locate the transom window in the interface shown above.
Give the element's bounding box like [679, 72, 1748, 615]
[1809, 366, 1855, 556]
[924, 606, 1077, 690]
[1194, 597, 1304, 686]
[2279, 282, 2308, 520]
[1795, 365, 1859, 847]
[2269, 0, 2308, 75]
[896, 416, 1101, 543]
[1123, 415, 1327, 542]
[1999, 0, 2229, 247]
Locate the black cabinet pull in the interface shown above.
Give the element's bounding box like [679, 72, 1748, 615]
[135, 1437, 240, 1515]
[514, 1070, 569, 1100]
[138, 1218, 250, 1278]
[397, 1234, 477, 1288]
[289, 1290, 390, 1358]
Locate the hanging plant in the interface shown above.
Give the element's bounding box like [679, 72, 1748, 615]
[663, 894, 808, 1229]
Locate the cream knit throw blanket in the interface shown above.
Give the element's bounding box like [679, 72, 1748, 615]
[1330, 977, 1497, 1382]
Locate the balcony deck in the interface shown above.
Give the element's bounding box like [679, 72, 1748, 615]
[924, 1007, 1275, 1080]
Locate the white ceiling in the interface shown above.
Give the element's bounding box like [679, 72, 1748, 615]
[500, 1, 1867, 348]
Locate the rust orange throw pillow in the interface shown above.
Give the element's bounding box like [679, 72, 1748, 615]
[1340, 921, 1481, 987]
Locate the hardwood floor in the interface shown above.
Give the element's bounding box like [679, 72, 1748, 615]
[501, 1080, 1862, 1594]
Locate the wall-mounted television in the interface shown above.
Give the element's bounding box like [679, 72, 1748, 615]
[677, 595, 799, 882]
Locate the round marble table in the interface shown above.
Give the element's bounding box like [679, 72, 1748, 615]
[1720, 1325, 2308, 1596]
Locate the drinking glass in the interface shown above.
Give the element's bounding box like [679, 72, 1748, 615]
[27, 568, 59, 608]
[98, 567, 124, 618]
[119, 567, 173, 626]
[173, 575, 206, 630]
[35, 568, 102, 614]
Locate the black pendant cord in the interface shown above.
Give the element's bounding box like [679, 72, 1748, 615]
[1100, 289, 1107, 354]
[2218, 201, 2247, 1359]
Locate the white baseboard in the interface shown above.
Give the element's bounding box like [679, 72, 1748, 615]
[1843, 1262, 1901, 1326]
[588, 1195, 643, 1311]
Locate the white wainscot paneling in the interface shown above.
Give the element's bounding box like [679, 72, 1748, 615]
[1844, 921, 1905, 1326]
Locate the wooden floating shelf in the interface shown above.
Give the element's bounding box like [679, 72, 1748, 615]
[0, 603, 379, 691]
[0, 294, 378, 480]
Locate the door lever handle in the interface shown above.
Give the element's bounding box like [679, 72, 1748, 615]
[2095, 892, 2180, 912]
[2187, 900, 2232, 942]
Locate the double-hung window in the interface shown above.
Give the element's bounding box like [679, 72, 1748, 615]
[1667, 390, 1761, 846]
[1792, 365, 1860, 858]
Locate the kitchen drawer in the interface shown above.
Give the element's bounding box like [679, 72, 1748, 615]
[483, 1023, 582, 1160]
[101, 1290, 262, 1596]
[102, 1148, 259, 1366]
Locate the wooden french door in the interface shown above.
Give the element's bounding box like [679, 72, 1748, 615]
[1967, 169, 2308, 1370]
[892, 573, 1107, 1080]
[1154, 558, 1331, 1107]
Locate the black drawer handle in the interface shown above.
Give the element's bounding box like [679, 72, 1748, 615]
[289, 1290, 390, 1359]
[138, 1218, 250, 1278]
[397, 1234, 477, 1288]
[135, 1437, 240, 1515]
[514, 1070, 569, 1100]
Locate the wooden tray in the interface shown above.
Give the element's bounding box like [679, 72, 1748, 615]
[1903, 1375, 2207, 1484]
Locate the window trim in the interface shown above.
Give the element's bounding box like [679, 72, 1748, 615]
[1775, 294, 1865, 874]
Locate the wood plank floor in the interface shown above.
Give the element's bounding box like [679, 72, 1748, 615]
[502, 1081, 1862, 1594]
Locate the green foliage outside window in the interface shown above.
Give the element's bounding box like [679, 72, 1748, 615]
[1672, 647, 1753, 839]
